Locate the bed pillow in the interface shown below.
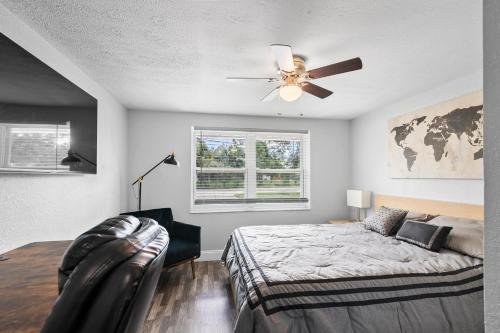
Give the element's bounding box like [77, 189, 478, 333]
[430, 216, 484, 259]
[403, 211, 437, 223]
[396, 220, 452, 252]
[363, 206, 408, 236]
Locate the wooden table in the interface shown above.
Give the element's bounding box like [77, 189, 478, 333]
[0, 241, 71, 333]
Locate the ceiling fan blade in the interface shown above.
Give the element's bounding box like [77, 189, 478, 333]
[261, 86, 280, 102]
[301, 82, 333, 99]
[270, 44, 295, 72]
[226, 77, 279, 82]
[307, 57, 362, 79]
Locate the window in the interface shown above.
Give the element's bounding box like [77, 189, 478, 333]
[191, 127, 310, 212]
[0, 122, 71, 171]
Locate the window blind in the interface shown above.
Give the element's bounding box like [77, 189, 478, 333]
[191, 127, 310, 212]
[0, 123, 70, 171]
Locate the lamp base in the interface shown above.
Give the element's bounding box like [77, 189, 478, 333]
[352, 207, 367, 222]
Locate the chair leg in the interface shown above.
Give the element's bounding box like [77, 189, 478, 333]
[190, 259, 196, 279]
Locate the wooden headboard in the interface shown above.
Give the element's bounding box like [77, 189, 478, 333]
[374, 194, 484, 220]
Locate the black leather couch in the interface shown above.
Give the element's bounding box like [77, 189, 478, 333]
[123, 208, 201, 278]
[41, 215, 169, 333]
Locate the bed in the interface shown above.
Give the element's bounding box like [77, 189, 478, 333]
[222, 195, 484, 333]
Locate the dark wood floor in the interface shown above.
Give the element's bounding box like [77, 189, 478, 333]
[142, 261, 236, 333]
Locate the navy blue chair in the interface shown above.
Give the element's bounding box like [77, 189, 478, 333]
[122, 208, 201, 278]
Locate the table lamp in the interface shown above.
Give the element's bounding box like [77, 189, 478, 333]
[347, 189, 371, 221]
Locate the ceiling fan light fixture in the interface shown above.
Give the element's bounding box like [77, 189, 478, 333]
[279, 84, 302, 102]
[227, 44, 362, 102]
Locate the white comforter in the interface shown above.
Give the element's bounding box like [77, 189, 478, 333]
[223, 223, 484, 333]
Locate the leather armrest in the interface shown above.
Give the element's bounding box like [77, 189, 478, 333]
[171, 221, 201, 246]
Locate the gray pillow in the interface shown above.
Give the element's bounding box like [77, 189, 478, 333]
[396, 220, 452, 252]
[363, 206, 408, 236]
[431, 215, 484, 259]
[403, 211, 437, 223]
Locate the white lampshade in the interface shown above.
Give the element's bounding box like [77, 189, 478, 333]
[347, 190, 371, 208]
[279, 84, 302, 102]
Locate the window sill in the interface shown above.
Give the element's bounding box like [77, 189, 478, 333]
[190, 203, 311, 214]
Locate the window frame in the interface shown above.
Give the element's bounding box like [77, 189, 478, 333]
[0, 122, 71, 171]
[190, 126, 311, 213]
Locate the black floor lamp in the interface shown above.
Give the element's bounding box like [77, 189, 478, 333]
[132, 153, 179, 211]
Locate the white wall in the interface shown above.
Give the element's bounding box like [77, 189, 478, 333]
[484, 0, 500, 330]
[350, 70, 484, 206]
[0, 4, 128, 253]
[127, 110, 351, 252]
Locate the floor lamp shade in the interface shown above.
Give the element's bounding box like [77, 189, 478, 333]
[164, 154, 179, 166]
[347, 190, 371, 208]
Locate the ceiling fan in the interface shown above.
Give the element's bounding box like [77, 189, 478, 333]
[227, 44, 362, 102]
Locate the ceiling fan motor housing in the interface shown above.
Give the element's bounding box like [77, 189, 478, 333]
[292, 56, 306, 75]
[281, 56, 306, 86]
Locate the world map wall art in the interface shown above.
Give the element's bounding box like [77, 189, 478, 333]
[388, 91, 483, 179]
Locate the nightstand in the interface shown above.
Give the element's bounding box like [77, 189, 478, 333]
[328, 219, 355, 224]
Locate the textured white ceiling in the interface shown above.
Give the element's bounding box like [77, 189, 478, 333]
[0, 0, 482, 119]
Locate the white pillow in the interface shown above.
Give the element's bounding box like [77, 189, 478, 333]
[431, 215, 483, 259]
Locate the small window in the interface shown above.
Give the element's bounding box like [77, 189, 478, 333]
[0, 122, 70, 171]
[191, 127, 310, 213]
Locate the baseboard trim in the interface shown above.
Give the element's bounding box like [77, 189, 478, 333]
[198, 249, 224, 262]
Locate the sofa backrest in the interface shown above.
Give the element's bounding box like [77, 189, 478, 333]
[58, 215, 142, 292]
[41, 216, 169, 333]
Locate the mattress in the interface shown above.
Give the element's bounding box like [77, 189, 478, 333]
[222, 223, 484, 333]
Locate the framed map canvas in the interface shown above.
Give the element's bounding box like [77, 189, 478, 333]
[388, 91, 483, 179]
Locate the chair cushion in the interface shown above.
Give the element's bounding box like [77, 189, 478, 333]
[164, 238, 199, 267]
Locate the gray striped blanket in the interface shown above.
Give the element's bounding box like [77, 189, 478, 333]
[222, 223, 483, 333]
